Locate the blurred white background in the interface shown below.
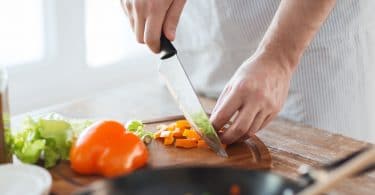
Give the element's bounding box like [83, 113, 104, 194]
[0, 0, 157, 114]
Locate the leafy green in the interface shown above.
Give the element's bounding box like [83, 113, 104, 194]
[125, 120, 154, 144]
[8, 113, 93, 168]
[7, 113, 152, 168]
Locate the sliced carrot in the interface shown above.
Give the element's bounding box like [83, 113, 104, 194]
[197, 139, 209, 148]
[175, 120, 191, 130]
[167, 123, 175, 131]
[172, 128, 184, 138]
[156, 120, 226, 151]
[175, 139, 198, 148]
[183, 129, 201, 140]
[164, 133, 174, 145]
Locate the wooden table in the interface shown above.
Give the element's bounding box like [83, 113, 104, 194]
[12, 81, 375, 195]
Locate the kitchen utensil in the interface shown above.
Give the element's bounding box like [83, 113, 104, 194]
[75, 146, 374, 195]
[158, 35, 227, 157]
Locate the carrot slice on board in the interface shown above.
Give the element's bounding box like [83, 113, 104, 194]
[166, 123, 175, 131]
[175, 139, 198, 148]
[172, 128, 184, 138]
[183, 129, 201, 140]
[164, 133, 174, 145]
[175, 120, 191, 130]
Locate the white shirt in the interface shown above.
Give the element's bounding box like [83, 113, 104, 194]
[174, 0, 375, 142]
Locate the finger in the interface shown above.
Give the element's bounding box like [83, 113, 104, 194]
[259, 114, 274, 130]
[134, 13, 145, 43]
[163, 0, 186, 41]
[210, 90, 241, 131]
[129, 17, 135, 31]
[120, 0, 131, 16]
[120, 0, 135, 30]
[212, 85, 232, 114]
[247, 110, 269, 134]
[220, 106, 258, 145]
[144, 2, 170, 53]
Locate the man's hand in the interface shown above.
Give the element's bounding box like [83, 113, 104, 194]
[121, 0, 186, 53]
[210, 0, 336, 144]
[210, 52, 292, 145]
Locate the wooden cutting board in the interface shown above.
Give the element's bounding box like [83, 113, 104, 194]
[48, 117, 272, 194]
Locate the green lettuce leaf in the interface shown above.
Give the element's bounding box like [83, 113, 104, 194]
[9, 114, 93, 168]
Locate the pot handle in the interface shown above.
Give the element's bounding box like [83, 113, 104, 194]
[297, 146, 375, 195]
[322, 146, 375, 175]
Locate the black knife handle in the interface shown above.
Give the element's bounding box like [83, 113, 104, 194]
[160, 34, 177, 60]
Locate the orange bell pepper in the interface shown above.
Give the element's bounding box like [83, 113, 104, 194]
[70, 120, 148, 178]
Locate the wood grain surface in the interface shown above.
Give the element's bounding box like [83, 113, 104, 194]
[11, 82, 375, 195]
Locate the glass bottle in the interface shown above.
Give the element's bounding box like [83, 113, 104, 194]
[0, 67, 12, 163]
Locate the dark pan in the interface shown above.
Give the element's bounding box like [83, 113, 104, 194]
[75, 147, 374, 195]
[76, 167, 303, 195]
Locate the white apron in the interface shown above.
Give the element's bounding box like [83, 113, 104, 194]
[174, 0, 375, 142]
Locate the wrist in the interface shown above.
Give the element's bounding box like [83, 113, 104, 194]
[255, 37, 303, 75]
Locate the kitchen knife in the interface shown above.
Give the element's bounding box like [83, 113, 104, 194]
[158, 35, 228, 158]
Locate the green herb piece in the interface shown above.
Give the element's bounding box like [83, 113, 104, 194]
[125, 120, 154, 144]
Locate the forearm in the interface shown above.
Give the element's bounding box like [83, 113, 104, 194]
[257, 0, 336, 73]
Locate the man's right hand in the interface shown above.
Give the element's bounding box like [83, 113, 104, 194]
[121, 0, 186, 53]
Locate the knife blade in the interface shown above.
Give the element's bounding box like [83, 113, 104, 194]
[158, 35, 228, 158]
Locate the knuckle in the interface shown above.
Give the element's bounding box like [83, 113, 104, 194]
[264, 99, 275, 109]
[268, 101, 281, 112]
[254, 89, 265, 100]
[235, 126, 248, 135]
[237, 80, 251, 94]
[213, 111, 227, 124]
